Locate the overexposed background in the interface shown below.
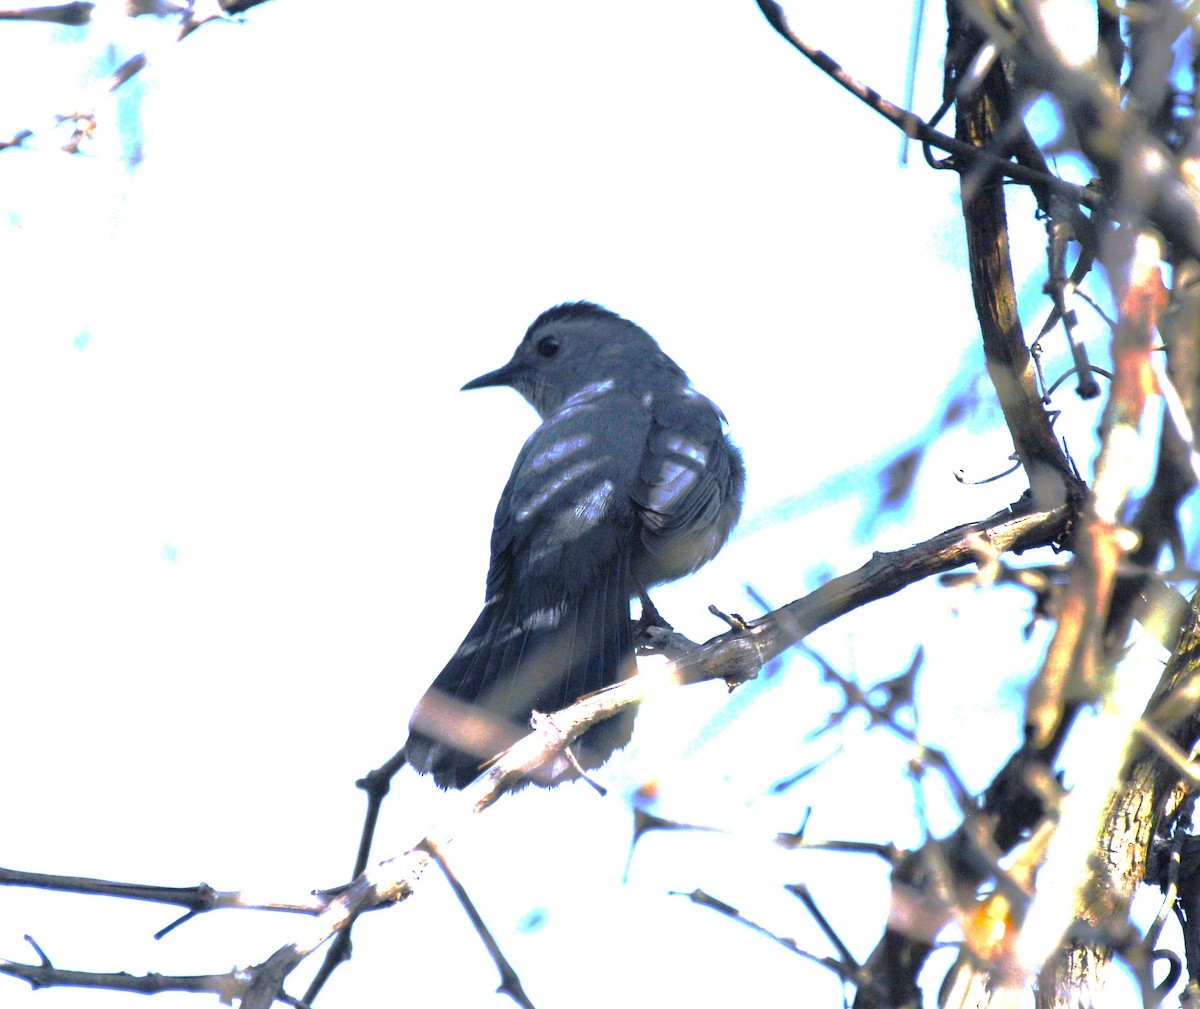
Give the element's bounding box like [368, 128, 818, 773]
[0, 2, 1151, 1006]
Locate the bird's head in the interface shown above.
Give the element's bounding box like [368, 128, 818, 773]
[462, 301, 684, 418]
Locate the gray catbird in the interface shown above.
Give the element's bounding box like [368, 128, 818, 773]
[405, 302, 745, 789]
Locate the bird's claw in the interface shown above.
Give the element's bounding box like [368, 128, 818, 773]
[635, 625, 701, 659]
[634, 597, 674, 636]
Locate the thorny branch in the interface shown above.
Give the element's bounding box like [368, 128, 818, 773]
[950, 17, 1084, 513]
[1, 937, 245, 1003]
[755, 0, 1098, 210]
[419, 839, 536, 1009]
[751, 0, 1200, 1006]
[9, 1, 1200, 1006]
[1, 499, 1070, 1004]
[812, 1, 1193, 1007]
[676, 885, 865, 984]
[0, 867, 328, 939]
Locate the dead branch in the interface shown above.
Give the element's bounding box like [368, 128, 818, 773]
[0, 3, 92, 23]
[1025, 232, 1166, 749]
[755, 0, 1099, 210]
[0, 867, 327, 923]
[238, 499, 1073, 1007]
[2, 935, 245, 1002]
[677, 887, 861, 983]
[0, 496, 1068, 1006]
[420, 838, 535, 1009]
[950, 6, 1085, 513]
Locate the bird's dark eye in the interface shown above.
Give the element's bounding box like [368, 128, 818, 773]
[536, 335, 560, 358]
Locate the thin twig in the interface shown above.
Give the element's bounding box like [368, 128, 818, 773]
[786, 883, 863, 975]
[0, 867, 328, 921]
[755, 0, 1098, 209]
[419, 838, 536, 1009]
[674, 888, 859, 981]
[1, 941, 247, 1002]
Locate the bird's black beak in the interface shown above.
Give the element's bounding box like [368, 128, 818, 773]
[462, 358, 523, 392]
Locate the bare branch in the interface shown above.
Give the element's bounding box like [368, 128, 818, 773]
[0, 866, 328, 919]
[951, 8, 1085, 508]
[756, 0, 1098, 209]
[0, 3, 92, 24]
[1026, 232, 1167, 748]
[420, 839, 536, 1009]
[675, 888, 861, 982]
[1, 941, 247, 1003]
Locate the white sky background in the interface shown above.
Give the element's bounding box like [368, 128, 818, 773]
[0, 1, 1171, 1007]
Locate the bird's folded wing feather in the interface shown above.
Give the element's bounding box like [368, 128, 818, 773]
[632, 389, 742, 580]
[408, 383, 648, 786]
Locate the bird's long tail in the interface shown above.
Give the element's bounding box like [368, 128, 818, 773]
[406, 564, 636, 789]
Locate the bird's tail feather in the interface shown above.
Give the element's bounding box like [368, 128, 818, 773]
[407, 563, 636, 789]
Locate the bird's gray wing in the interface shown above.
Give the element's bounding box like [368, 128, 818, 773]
[407, 383, 647, 787]
[631, 388, 745, 585]
[487, 381, 648, 599]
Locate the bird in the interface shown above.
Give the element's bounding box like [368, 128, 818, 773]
[405, 302, 745, 789]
